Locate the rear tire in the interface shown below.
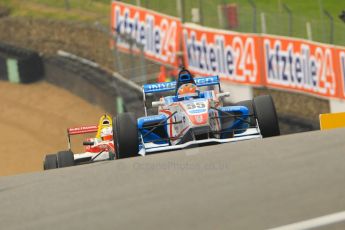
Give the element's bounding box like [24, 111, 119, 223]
[113, 113, 139, 159]
[43, 154, 57, 170]
[253, 95, 280, 138]
[57, 151, 74, 168]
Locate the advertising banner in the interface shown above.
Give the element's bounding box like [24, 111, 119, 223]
[262, 35, 340, 99]
[334, 46, 345, 99]
[111, 2, 182, 67]
[182, 24, 261, 85]
[111, 3, 345, 100]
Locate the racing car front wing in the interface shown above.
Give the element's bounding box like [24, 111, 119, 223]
[138, 128, 262, 156]
[73, 151, 114, 164]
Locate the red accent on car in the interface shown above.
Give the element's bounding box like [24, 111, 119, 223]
[68, 125, 98, 135]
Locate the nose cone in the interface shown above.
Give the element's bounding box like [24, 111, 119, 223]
[189, 113, 209, 125]
[181, 99, 210, 126]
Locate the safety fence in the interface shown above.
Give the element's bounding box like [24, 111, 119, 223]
[0, 42, 44, 83]
[25, 0, 344, 46]
[111, 1, 345, 102]
[120, 0, 345, 47]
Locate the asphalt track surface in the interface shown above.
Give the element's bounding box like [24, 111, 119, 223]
[0, 128, 345, 230]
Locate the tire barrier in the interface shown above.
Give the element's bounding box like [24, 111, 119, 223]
[0, 56, 7, 81]
[0, 42, 44, 83]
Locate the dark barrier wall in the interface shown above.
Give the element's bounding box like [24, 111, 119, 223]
[44, 56, 143, 116]
[0, 54, 7, 81]
[0, 42, 43, 83]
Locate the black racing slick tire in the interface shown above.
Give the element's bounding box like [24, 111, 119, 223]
[113, 113, 139, 159]
[57, 151, 74, 168]
[43, 154, 57, 170]
[253, 95, 280, 138]
[235, 99, 255, 127]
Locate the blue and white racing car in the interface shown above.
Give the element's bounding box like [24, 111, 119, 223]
[112, 68, 280, 158]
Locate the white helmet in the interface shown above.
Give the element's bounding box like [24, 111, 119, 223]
[100, 126, 113, 141]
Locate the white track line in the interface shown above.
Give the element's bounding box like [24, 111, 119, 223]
[268, 210, 345, 230]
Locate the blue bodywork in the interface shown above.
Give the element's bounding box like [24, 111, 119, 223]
[137, 115, 169, 145]
[137, 106, 250, 145]
[139, 75, 252, 147]
[218, 106, 249, 138]
[143, 75, 220, 94]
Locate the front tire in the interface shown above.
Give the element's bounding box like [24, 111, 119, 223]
[57, 151, 74, 168]
[43, 154, 57, 170]
[253, 95, 280, 138]
[113, 113, 139, 159]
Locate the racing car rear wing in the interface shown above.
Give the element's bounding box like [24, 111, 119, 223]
[142, 75, 220, 94]
[67, 125, 98, 135]
[67, 125, 98, 150]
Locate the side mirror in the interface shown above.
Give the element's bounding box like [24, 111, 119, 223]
[152, 101, 165, 107]
[217, 92, 230, 98]
[83, 141, 94, 146]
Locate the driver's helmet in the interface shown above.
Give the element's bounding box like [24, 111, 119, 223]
[96, 114, 113, 140]
[177, 83, 199, 99]
[100, 126, 113, 141]
[102, 118, 110, 126]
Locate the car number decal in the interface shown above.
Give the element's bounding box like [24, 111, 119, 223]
[186, 102, 206, 110]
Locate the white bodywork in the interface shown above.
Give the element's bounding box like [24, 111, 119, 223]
[139, 128, 261, 156]
[73, 151, 112, 161]
[139, 93, 262, 155]
[72, 138, 114, 162]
